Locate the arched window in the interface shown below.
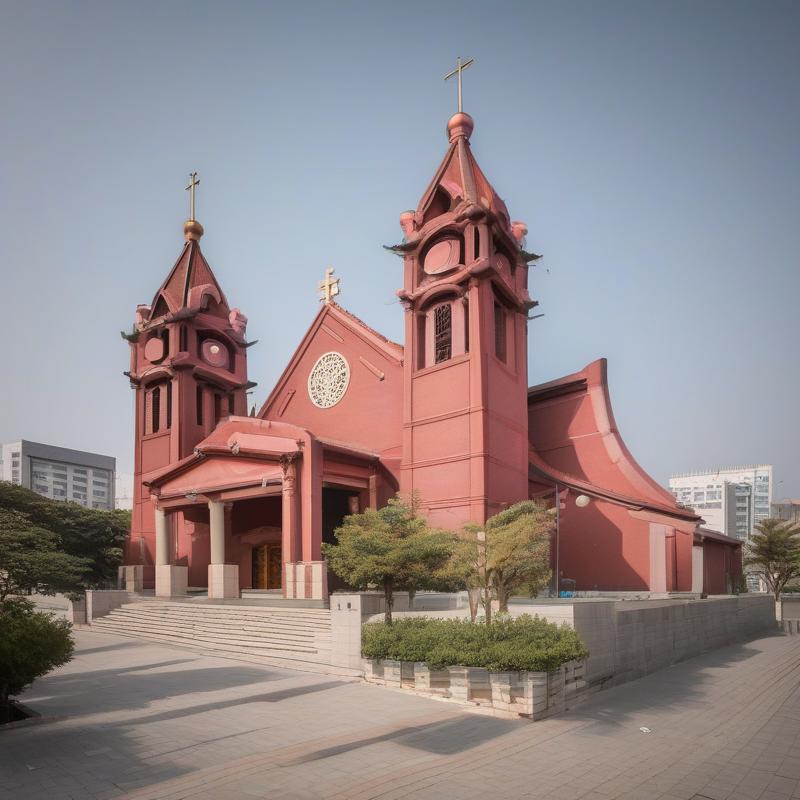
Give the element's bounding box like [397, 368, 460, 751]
[179, 325, 188, 352]
[151, 387, 161, 434]
[434, 304, 452, 364]
[494, 302, 507, 362]
[473, 227, 481, 261]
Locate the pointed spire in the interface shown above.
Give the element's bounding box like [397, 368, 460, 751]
[142, 174, 229, 324]
[414, 109, 511, 232]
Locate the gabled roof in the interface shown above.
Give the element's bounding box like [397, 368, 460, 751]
[258, 302, 403, 419]
[527, 359, 700, 523]
[149, 239, 229, 320]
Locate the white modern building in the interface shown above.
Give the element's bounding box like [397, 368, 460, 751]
[0, 439, 117, 510]
[669, 464, 773, 541]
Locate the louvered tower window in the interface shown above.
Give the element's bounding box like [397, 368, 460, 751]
[434, 304, 452, 364]
[151, 387, 161, 434]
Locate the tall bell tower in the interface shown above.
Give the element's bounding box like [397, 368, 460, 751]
[395, 83, 540, 528]
[123, 175, 252, 584]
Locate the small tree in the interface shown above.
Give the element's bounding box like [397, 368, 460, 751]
[486, 501, 553, 612]
[745, 518, 800, 600]
[0, 598, 74, 723]
[0, 509, 90, 601]
[323, 495, 454, 623]
[450, 501, 554, 622]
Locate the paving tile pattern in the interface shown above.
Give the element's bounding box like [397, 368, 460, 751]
[1, 627, 798, 800]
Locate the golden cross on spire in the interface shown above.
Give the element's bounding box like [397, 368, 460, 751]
[444, 56, 474, 113]
[317, 267, 341, 305]
[185, 171, 200, 220]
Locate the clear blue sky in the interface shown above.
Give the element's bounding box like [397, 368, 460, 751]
[1, 1, 798, 496]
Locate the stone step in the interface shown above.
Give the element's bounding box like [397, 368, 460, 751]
[102, 609, 331, 638]
[91, 619, 329, 655]
[93, 619, 331, 652]
[88, 624, 358, 677]
[88, 601, 347, 675]
[113, 605, 332, 626]
[120, 601, 332, 618]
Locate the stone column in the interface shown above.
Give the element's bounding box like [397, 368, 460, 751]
[155, 508, 169, 566]
[209, 500, 225, 564]
[155, 507, 187, 597]
[281, 455, 299, 598]
[207, 499, 239, 599]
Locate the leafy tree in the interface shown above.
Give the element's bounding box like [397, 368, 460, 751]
[0, 482, 129, 591]
[0, 598, 74, 723]
[0, 509, 90, 600]
[451, 501, 553, 622]
[323, 495, 454, 623]
[745, 518, 800, 600]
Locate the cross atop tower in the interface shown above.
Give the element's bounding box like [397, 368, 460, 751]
[317, 267, 341, 305]
[444, 56, 474, 113]
[185, 171, 200, 221]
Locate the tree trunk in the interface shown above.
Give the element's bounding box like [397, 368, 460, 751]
[384, 577, 394, 625]
[496, 583, 509, 613]
[467, 587, 480, 622]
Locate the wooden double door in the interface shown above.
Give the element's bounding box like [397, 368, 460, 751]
[251, 543, 282, 589]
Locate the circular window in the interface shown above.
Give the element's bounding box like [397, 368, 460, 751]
[307, 352, 350, 408]
[201, 339, 229, 369]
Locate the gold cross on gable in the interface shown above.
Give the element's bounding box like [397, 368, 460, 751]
[444, 56, 474, 113]
[185, 171, 200, 220]
[317, 266, 341, 305]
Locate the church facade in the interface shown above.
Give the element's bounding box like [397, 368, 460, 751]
[123, 111, 741, 600]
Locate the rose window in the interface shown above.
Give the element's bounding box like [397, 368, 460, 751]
[307, 352, 350, 408]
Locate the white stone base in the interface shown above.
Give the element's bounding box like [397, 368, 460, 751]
[155, 565, 188, 598]
[119, 565, 144, 592]
[208, 564, 240, 599]
[284, 561, 328, 600]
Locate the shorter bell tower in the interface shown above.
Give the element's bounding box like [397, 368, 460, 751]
[123, 176, 252, 586]
[395, 101, 539, 528]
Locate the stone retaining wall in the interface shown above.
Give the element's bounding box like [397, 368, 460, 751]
[342, 593, 776, 691]
[363, 657, 591, 720]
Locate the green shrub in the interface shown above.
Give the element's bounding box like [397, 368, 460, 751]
[0, 598, 74, 723]
[362, 614, 588, 672]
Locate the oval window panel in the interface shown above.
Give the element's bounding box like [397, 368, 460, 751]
[423, 238, 460, 275]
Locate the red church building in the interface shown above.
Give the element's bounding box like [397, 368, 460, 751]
[122, 110, 741, 601]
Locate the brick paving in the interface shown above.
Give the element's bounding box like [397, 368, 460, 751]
[1, 627, 798, 800]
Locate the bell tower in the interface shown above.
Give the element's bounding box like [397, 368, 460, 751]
[123, 176, 252, 584]
[395, 106, 540, 528]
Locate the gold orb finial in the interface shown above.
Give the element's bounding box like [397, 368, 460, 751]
[184, 219, 204, 241]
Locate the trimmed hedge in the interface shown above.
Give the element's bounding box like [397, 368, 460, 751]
[362, 615, 588, 672]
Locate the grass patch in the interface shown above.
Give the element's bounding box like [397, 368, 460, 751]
[362, 614, 588, 672]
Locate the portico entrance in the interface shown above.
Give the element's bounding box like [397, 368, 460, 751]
[252, 543, 282, 589]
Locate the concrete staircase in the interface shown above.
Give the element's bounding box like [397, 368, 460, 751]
[90, 601, 358, 677]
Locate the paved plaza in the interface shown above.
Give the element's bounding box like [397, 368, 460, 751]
[2, 628, 800, 800]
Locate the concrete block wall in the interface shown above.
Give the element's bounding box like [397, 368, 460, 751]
[85, 590, 138, 623]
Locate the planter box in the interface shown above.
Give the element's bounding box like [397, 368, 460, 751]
[364, 658, 384, 683]
[361, 657, 588, 720]
[413, 663, 449, 694]
[382, 659, 402, 687]
[447, 665, 469, 701]
[489, 671, 523, 713]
